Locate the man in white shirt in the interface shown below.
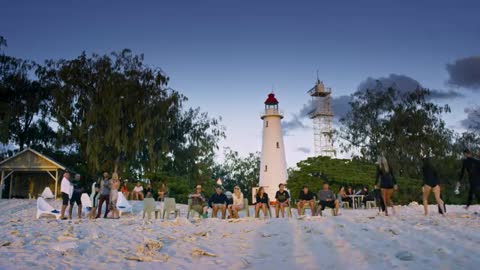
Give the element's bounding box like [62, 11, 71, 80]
[60, 172, 72, 220]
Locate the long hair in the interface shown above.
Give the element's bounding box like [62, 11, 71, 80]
[234, 186, 242, 199]
[112, 172, 119, 181]
[257, 187, 264, 197]
[378, 155, 390, 173]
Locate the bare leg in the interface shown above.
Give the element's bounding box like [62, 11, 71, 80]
[221, 206, 226, 219]
[60, 205, 67, 219]
[280, 204, 285, 218]
[275, 204, 280, 218]
[212, 205, 218, 218]
[297, 202, 303, 215]
[423, 185, 431, 216]
[255, 204, 261, 218]
[309, 201, 315, 216]
[68, 205, 73, 219]
[78, 204, 82, 219]
[381, 189, 389, 216]
[262, 204, 267, 217]
[432, 186, 445, 215]
[334, 200, 340, 216]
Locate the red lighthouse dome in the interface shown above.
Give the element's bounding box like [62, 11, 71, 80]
[264, 93, 279, 105]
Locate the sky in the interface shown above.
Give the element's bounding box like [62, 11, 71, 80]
[1, 0, 479, 167]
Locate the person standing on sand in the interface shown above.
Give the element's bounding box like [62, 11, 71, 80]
[421, 156, 445, 216]
[109, 172, 120, 219]
[68, 174, 83, 219]
[375, 155, 397, 216]
[59, 172, 72, 220]
[457, 149, 480, 210]
[96, 172, 111, 219]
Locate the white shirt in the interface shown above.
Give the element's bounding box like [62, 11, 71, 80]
[60, 177, 72, 197]
[133, 186, 143, 193]
[232, 192, 244, 206]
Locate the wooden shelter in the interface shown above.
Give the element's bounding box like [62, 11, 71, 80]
[0, 148, 66, 199]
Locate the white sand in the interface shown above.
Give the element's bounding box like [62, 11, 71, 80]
[0, 199, 479, 270]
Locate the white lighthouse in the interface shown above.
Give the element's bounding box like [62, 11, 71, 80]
[258, 93, 288, 202]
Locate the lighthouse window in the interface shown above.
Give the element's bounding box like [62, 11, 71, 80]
[264, 165, 268, 172]
[265, 121, 269, 127]
[276, 142, 280, 148]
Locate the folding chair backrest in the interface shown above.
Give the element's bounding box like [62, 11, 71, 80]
[144, 198, 156, 212]
[81, 193, 92, 207]
[164, 198, 176, 211]
[117, 192, 130, 208]
[41, 187, 54, 199]
[90, 182, 96, 198]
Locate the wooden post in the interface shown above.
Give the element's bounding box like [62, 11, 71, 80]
[54, 170, 58, 199]
[0, 170, 4, 199]
[9, 173, 13, 199]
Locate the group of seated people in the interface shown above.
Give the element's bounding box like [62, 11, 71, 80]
[188, 182, 353, 219]
[120, 181, 168, 201]
[337, 185, 375, 208]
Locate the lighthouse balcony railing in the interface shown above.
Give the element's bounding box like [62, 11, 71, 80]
[260, 109, 284, 117]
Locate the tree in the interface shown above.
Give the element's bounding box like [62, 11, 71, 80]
[40, 49, 224, 179]
[212, 148, 260, 203]
[0, 37, 52, 150]
[340, 87, 452, 178]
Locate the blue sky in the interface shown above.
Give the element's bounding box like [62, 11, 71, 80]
[1, 0, 479, 166]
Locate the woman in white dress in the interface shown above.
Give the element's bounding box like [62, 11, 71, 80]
[228, 186, 244, 219]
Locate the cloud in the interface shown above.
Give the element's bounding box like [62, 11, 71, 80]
[358, 73, 462, 100]
[447, 56, 480, 90]
[296, 147, 311, 154]
[358, 74, 421, 93]
[460, 106, 480, 130]
[282, 114, 308, 135]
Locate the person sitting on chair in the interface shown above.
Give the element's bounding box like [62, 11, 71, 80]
[120, 181, 129, 200]
[189, 185, 208, 218]
[228, 186, 244, 219]
[317, 183, 340, 216]
[209, 186, 228, 219]
[157, 182, 168, 201]
[131, 182, 144, 200]
[297, 185, 316, 216]
[361, 186, 375, 207]
[275, 183, 290, 218]
[255, 187, 269, 218]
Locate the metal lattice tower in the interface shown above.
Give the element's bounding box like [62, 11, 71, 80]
[308, 79, 336, 157]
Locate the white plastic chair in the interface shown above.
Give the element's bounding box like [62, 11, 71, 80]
[81, 193, 92, 217]
[36, 197, 61, 219]
[143, 198, 160, 220]
[116, 192, 133, 217]
[162, 198, 180, 219]
[41, 187, 54, 199]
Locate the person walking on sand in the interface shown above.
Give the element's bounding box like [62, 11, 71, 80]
[375, 155, 397, 216]
[68, 173, 83, 219]
[59, 172, 72, 220]
[96, 172, 111, 219]
[421, 156, 445, 216]
[457, 149, 480, 210]
[109, 172, 120, 219]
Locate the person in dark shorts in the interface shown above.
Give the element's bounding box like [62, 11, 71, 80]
[422, 156, 445, 216]
[275, 183, 290, 218]
[316, 183, 340, 216]
[96, 172, 111, 219]
[457, 149, 480, 210]
[297, 185, 316, 216]
[68, 173, 83, 219]
[59, 172, 72, 220]
[375, 155, 397, 216]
